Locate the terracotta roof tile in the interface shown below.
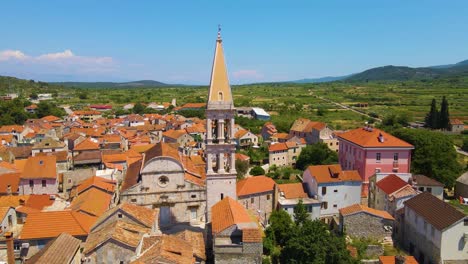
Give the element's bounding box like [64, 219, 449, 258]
[133, 234, 193, 264]
[237, 176, 275, 197]
[0, 195, 29, 207]
[121, 160, 142, 192]
[306, 164, 362, 183]
[84, 220, 150, 254]
[40, 115, 61, 122]
[212, 197, 254, 234]
[404, 192, 466, 231]
[20, 211, 89, 240]
[339, 203, 394, 220]
[278, 183, 309, 199]
[175, 230, 206, 261]
[268, 143, 288, 152]
[376, 174, 409, 195]
[21, 156, 57, 179]
[69, 188, 112, 217]
[74, 138, 100, 151]
[163, 129, 187, 140]
[338, 127, 413, 148]
[379, 256, 418, 264]
[0, 172, 20, 194]
[91, 202, 157, 231]
[450, 118, 464, 125]
[242, 228, 262, 243]
[412, 174, 444, 187]
[25, 194, 55, 210]
[76, 176, 116, 195]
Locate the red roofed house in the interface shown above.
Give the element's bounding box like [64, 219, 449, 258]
[303, 164, 362, 217]
[211, 197, 262, 264]
[237, 176, 276, 225]
[234, 128, 258, 148]
[19, 156, 58, 195]
[288, 118, 334, 145]
[268, 141, 303, 167]
[337, 126, 414, 194]
[374, 174, 418, 216]
[449, 118, 465, 133]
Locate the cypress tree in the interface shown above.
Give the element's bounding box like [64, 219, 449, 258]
[439, 96, 450, 130]
[425, 98, 438, 129]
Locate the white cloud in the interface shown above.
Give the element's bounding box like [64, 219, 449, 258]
[0, 49, 116, 75]
[232, 69, 263, 79]
[0, 50, 29, 61]
[36, 49, 75, 60]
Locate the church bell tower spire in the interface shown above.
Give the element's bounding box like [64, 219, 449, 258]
[205, 27, 237, 222]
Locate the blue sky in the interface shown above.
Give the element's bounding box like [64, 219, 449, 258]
[1, 1, 468, 84]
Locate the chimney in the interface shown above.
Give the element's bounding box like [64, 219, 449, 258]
[378, 133, 384, 143]
[395, 255, 406, 264]
[5, 232, 15, 264]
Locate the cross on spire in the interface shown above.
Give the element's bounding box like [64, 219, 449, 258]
[217, 24, 222, 41]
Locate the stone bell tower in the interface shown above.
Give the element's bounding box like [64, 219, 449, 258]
[205, 27, 237, 222]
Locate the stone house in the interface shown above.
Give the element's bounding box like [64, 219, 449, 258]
[277, 182, 320, 220]
[132, 234, 197, 264]
[449, 118, 465, 133]
[162, 129, 194, 148]
[83, 220, 150, 264]
[234, 129, 258, 148]
[24, 233, 82, 264]
[73, 110, 102, 122]
[400, 192, 468, 264]
[455, 171, 468, 199]
[19, 156, 58, 195]
[374, 174, 418, 216]
[120, 143, 206, 227]
[31, 137, 67, 156]
[261, 122, 277, 141]
[288, 118, 332, 145]
[268, 142, 302, 167]
[303, 164, 362, 217]
[236, 176, 276, 226]
[211, 197, 262, 264]
[339, 204, 394, 240]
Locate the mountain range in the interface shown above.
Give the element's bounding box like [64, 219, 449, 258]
[289, 59, 468, 83]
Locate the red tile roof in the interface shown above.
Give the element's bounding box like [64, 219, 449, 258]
[21, 156, 57, 179]
[278, 183, 309, 199]
[338, 127, 413, 148]
[25, 194, 55, 210]
[268, 143, 288, 152]
[74, 138, 100, 151]
[211, 197, 253, 234]
[237, 176, 275, 197]
[450, 118, 464, 125]
[20, 211, 90, 239]
[376, 174, 409, 195]
[0, 172, 20, 194]
[76, 176, 116, 195]
[379, 256, 418, 264]
[306, 164, 362, 183]
[339, 204, 394, 220]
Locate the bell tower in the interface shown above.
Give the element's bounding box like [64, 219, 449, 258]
[205, 27, 237, 222]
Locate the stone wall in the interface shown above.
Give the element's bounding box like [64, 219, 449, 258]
[343, 213, 393, 240]
[86, 240, 136, 264]
[403, 221, 441, 264]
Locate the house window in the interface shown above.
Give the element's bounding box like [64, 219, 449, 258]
[427, 187, 432, 193]
[334, 189, 338, 193]
[41, 180, 46, 187]
[418, 187, 424, 192]
[191, 194, 197, 199]
[221, 193, 224, 200]
[251, 197, 254, 204]
[158, 176, 169, 187]
[431, 226, 435, 237]
[393, 153, 398, 161]
[267, 194, 270, 200]
[131, 198, 137, 203]
[308, 206, 312, 212]
[333, 204, 337, 208]
[376, 153, 381, 161]
[464, 219, 468, 226]
[118, 213, 123, 218]
[29, 180, 34, 188]
[322, 187, 327, 195]
[321, 202, 328, 210]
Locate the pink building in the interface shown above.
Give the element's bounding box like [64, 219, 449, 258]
[19, 155, 58, 195]
[337, 127, 414, 195]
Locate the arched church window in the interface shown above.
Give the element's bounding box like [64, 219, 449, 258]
[158, 176, 169, 187]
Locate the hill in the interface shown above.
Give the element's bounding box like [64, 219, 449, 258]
[53, 80, 169, 88]
[345, 59, 468, 82]
[289, 75, 351, 83]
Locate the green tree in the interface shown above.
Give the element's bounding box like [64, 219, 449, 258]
[392, 128, 462, 187]
[424, 98, 439, 129]
[438, 96, 450, 130]
[280, 220, 356, 264]
[293, 199, 309, 226]
[29, 92, 38, 100]
[78, 92, 88, 100]
[133, 102, 146, 114]
[265, 209, 293, 247]
[250, 166, 265, 176]
[296, 143, 338, 170]
[235, 159, 249, 179]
